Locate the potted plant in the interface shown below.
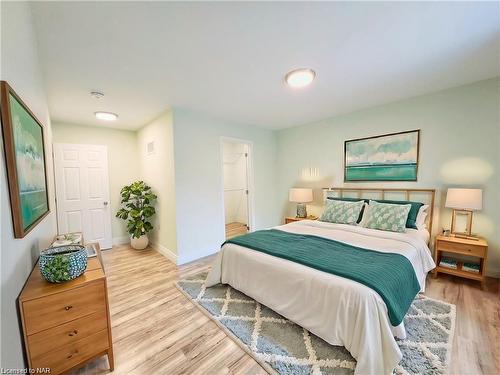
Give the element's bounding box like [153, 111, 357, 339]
[116, 181, 157, 250]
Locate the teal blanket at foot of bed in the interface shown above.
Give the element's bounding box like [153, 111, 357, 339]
[224, 229, 420, 326]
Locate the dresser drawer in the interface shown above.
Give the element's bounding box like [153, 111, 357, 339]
[28, 310, 108, 359]
[31, 329, 109, 374]
[437, 240, 486, 257]
[22, 281, 106, 335]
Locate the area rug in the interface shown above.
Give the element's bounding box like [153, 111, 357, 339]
[176, 272, 455, 375]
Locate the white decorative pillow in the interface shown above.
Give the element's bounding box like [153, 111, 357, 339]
[362, 200, 411, 233]
[416, 204, 429, 229]
[320, 199, 365, 225]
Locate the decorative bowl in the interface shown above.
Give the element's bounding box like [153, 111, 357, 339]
[39, 245, 88, 283]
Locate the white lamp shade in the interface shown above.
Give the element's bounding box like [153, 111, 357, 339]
[445, 188, 482, 210]
[289, 188, 313, 203]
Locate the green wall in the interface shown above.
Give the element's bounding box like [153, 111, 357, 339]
[172, 108, 280, 264]
[52, 122, 141, 244]
[277, 78, 500, 276]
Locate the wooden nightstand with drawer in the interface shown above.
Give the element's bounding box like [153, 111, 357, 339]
[284, 216, 318, 224]
[19, 243, 114, 374]
[434, 235, 488, 288]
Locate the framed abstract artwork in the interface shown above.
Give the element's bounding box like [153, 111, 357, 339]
[1, 81, 50, 238]
[344, 130, 420, 182]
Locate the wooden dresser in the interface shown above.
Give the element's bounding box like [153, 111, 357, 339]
[19, 243, 114, 374]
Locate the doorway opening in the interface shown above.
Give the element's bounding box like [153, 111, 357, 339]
[221, 139, 252, 239]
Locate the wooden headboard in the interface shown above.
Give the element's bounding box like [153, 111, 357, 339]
[322, 187, 436, 236]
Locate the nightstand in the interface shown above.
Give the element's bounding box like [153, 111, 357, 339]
[434, 235, 488, 288]
[284, 216, 318, 224]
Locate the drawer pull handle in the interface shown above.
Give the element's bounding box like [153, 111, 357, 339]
[64, 305, 73, 311]
[68, 329, 78, 336]
[67, 350, 78, 359]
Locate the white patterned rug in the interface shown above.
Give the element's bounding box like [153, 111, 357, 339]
[176, 272, 455, 375]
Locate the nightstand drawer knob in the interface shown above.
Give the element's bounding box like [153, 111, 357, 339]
[67, 349, 78, 359]
[64, 305, 73, 311]
[68, 329, 78, 336]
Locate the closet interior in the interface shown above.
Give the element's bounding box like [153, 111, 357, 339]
[222, 141, 249, 239]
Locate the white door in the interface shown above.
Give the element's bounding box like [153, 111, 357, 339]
[53, 143, 113, 249]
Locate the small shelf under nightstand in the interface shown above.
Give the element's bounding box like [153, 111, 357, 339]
[434, 235, 488, 288]
[284, 216, 318, 224]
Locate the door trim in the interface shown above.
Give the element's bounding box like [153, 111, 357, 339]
[220, 136, 255, 241]
[53, 143, 113, 249]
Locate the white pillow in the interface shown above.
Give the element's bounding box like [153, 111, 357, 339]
[416, 204, 429, 229]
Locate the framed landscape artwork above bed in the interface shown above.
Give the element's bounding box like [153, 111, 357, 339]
[344, 129, 420, 182]
[0, 81, 50, 238]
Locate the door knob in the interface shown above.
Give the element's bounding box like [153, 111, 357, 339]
[103, 201, 109, 206]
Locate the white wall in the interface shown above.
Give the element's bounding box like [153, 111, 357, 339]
[172, 108, 280, 264]
[0, 1, 57, 368]
[51, 122, 141, 245]
[277, 78, 500, 276]
[137, 111, 177, 261]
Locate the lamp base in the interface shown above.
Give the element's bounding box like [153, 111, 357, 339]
[296, 203, 307, 218]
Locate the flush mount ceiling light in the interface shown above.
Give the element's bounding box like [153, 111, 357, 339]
[90, 91, 104, 99]
[285, 68, 316, 88]
[95, 111, 118, 121]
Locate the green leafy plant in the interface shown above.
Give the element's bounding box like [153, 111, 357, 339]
[116, 181, 157, 238]
[45, 255, 71, 283]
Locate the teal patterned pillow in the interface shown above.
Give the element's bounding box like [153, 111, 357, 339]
[362, 200, 411, 233]
[320, 200, 365, 225]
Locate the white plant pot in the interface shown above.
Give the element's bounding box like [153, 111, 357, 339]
[130, 234, 149, 250]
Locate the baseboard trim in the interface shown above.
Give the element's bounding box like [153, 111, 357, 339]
[112, 236, 130, 246]
[150, 241, 177, 264]
[176, 247, 219, 265]
[486, 267, 500, 278]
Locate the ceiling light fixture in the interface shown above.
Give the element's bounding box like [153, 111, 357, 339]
[90, 91, 104, 99]
[95, 111, 118, 121]
[285, 68, 316, 88]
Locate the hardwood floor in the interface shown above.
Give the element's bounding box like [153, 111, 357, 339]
[425, 273, 499, 375]
[75, 245, 499, 375]
[74, 245, 266, 375]
[225, 222, 248, 239]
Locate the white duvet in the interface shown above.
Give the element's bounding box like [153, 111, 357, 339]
[206, 220, 435, 375]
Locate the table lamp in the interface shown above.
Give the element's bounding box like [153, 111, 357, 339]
[289, 188, 313, 218]
[445, 188, 482, 239]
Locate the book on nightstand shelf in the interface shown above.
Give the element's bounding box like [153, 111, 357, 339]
[439, 257, 458, 269]
[462, 262, 480, 273]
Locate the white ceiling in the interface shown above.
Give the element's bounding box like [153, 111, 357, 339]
[31, 1, 500, 130]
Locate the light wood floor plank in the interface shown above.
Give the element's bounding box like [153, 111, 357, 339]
[226, 222, 248, 239]
[74, 244, 499, 375]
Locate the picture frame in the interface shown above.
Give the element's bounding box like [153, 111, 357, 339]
[1, 81, 50, 238]
[344, 129, 420, 182]
[451, 209, 473, 238]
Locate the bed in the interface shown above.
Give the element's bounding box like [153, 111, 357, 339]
[206, 188, 436, 375]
